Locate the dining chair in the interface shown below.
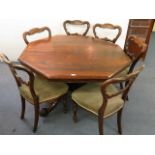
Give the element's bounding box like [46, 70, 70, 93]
[63, 20, 90, 36]
[93, 23, 122, 43]
[71, 66, 144, 135]
[23, 26, 61, 116]
[23, 26, 52, 45]
[0, 53, 68, 132]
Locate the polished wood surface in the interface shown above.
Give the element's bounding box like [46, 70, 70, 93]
[19, 35, 131, 82]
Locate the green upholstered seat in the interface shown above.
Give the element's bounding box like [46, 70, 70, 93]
[19, 75, 68, 104]
[72, 83, 124, 118]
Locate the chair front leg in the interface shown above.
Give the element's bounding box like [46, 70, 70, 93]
[73, 101, 78, 122]
[117, 108, 123, 135]
[33, 103, 40, 132]
[20, 96, 26, 119]
[98, 114, 104, 135]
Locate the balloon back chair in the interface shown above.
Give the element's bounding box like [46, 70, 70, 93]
[71, 65, 144, 134]
[23, 26, 51, 45]
[0, 53, 68, 132]
[63, 20, 90, 36]
[93, 23, 122, 43]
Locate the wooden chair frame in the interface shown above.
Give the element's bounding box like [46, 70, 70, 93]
[63, 20, 90, 36]
[23, 26, 52, 45]
[120, 36, 147, 92]
[73, 66, 144, 135]
[0, 53, 67, 132]
[93, 23, 122, 43]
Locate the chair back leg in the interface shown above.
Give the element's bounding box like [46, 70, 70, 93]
[117, 108, 123, 134]
[98, 114, 104, 135]
[33, 103, 40, 132]
[20, 96, 26, 119]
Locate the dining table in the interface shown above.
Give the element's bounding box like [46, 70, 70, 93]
[19, 34, 131, 116]
[19, 35, 131, 82]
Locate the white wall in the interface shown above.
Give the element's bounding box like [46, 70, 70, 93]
[0, 0, 129, 61]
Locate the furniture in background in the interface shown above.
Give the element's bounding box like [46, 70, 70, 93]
[23, 26, 52, 45]
[124, 19, 154, 59]
[71, 66, 144, 135]
[93, 23, 122, 43]
[63, 20, 90, 36]
[0, 53, 68, 132]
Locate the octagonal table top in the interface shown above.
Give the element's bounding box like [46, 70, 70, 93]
[19, 35, 131, 82]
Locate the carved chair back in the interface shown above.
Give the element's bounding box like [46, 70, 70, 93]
[93, 23, 122, 43]
[99, 65, 144, 115]
[0, 53, 38, 102]
[126, 36, 147, 74]
[63, 20, 90, 36]
[23, 26, 51, 45]
[126, 35, 147, 59]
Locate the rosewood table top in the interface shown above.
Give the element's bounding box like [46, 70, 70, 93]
[19, 35, 131, 82]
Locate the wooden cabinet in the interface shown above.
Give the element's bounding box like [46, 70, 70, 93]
[124, 19, 154, 59]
